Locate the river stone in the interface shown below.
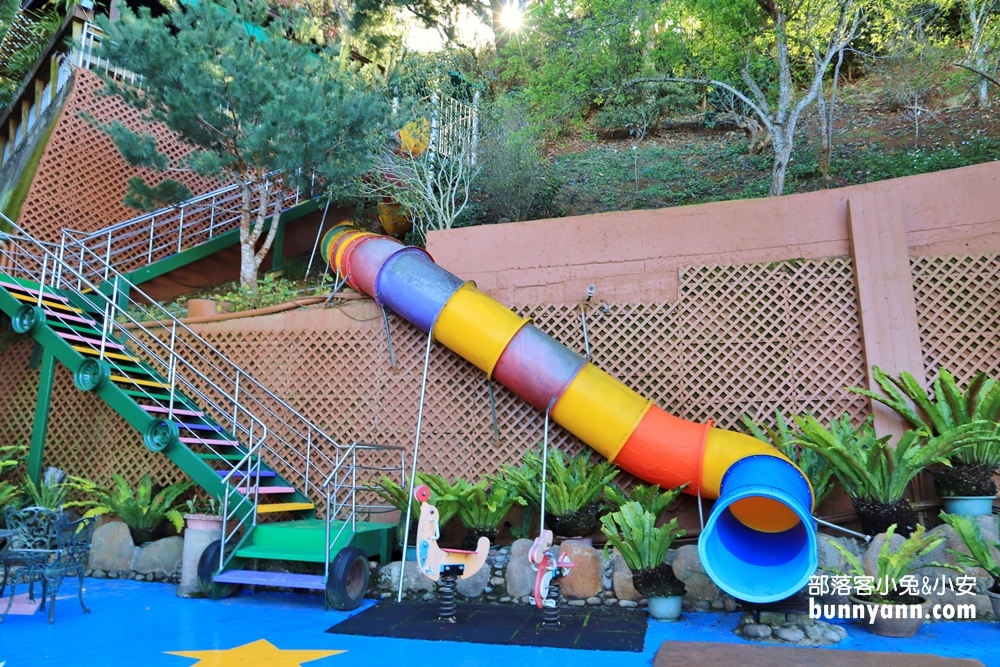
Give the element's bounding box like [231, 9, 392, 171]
[817, 534, 860, 572]
[774, 626, 805, 642]
[672, 545, 705, 578]
[378, 561, 435, 593]
[742, 624, 772, 639]
[131, 536, 183, 575]
[681, 572, 719, 602]
[88, 521, 136, 572]
[505, 539, 535, 597]
[559, 539, 602, 599]
[612, 551, 642, 601]
[456, 563, 490, 598]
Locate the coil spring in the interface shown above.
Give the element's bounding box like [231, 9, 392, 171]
[437, 573, 458, 622]
[542, 576, 561, 626]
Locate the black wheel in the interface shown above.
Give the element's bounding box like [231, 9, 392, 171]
[326, 547, 370, 611]
[197, 539, 239, 599]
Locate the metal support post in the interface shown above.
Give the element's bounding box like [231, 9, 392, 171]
[381, 307, 396, 368]
[27, 350, 56, 486]
[270, 214, 286, 272]
[398, 327, 434, 603]
[305, 199, 332, 279]
[539, 396, 557, 533]
[487, 380, 500, 447]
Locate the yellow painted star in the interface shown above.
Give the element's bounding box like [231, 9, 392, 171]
[167, 639, 345, 666]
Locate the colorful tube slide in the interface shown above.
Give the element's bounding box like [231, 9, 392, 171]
[323, 226, 817, 602]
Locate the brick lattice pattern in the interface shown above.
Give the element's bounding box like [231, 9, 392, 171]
[2, 253, 998, 494]
[16, 69, 220, 242]
[912, 254, 1000, 385]
[1, 254, 878, 492]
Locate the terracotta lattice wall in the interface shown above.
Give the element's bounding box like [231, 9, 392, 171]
[2, 252, 997, 496]
[15, 69, 220, 242]
[912, 254, 1000, 385]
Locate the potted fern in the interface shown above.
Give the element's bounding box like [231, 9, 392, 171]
[742, 411, 836, 507]
[829, 524, 959, 637]
[374, 473, 460, 554]
[500, 448, 618, 539]
[939, 511, 1000, 620]
[449, 478, 525, 549]
[601, 501, 686, 620]
[796, 414, 984, 536]
[604, 482, 687, 521]
[65, 473, 194, 544]
[850, 367, 1000, 515]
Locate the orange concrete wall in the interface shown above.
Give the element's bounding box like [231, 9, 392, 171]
[427, 161, 1000, 305]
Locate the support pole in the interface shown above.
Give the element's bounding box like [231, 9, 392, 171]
[381, 307, 396, 369]
[27, 350, 56, 485]
[398, 327, 434, 603]
[539, 397, 557, 534]
[305, 199, 332, 279]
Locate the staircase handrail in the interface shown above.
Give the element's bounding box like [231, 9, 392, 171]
[2, 213, 358, 537]
[59, 171, 303, 281]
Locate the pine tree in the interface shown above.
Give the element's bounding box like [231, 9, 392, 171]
[90, 0, 389, 290]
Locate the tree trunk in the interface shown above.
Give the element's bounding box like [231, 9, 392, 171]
[817, 81, 831, 180]
[769, 136, 793, 197]
[237, 181, 258, 292]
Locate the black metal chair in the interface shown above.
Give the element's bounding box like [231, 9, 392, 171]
[0, 506, 59, 599]
[1, 509, 95, 623]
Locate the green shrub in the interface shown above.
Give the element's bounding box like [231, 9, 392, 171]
[939, 511, 1000, 591]
[65, 474, 195, 543]
[497, 448, 618, 537]
[742, 411, 835, 506]
[603, 482, 686, 522]
[828, 524, 959, 603]
[849, 366, 1000, 496]
[600, 501, 686, 597]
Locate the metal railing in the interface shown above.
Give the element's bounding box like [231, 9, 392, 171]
[59, 173, 304, 282]
[77, 21, 142, 87]
[1, 214, 403, 581]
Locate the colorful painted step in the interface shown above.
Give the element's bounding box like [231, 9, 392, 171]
[233, 545, 330, 563]
[110, 375, 171, 389]
[256, 502, 314, 514]
[142, 405, 204, 418]
[0, 279, 69, 302]
[57, 331, 125, 350]
[196, 453, 255, 462]
[234, 486, 296, 494]
[71, 346, 138, 363]
[10, 291, 84, 314]
[180, 437, 238, 446]
[212, 570, 325, 590]
[174, 422, 227, 432]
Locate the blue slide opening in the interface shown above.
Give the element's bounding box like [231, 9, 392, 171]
[698, 456, 817, 603]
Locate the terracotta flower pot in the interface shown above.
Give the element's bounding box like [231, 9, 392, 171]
[848, 595, 930, 637]
[988, 589, 1000, 621]
[184, 513, 223, 532]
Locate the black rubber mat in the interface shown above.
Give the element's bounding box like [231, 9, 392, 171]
[327, 601, 647, 652]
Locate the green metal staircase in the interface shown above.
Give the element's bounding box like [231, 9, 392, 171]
[0, 216, 400, 609]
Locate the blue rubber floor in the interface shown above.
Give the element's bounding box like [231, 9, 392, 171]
[0, 578, 997, 666]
